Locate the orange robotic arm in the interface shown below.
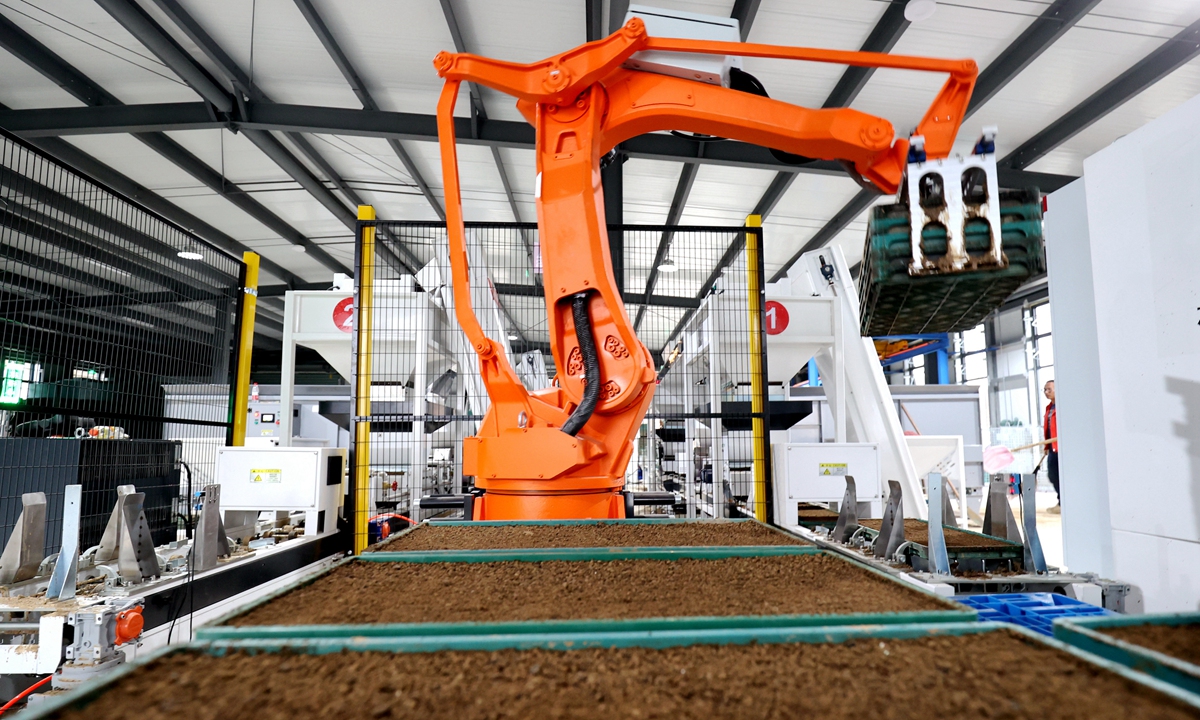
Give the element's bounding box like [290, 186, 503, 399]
[433, 18, 977, 520]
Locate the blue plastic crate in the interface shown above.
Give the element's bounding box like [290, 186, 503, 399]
[954, 592, 1114, 636]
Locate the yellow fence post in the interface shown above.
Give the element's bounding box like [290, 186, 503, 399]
[354, 206, 376, 554]
[231, 251, 259, 446]
[744, 215, 769, 522]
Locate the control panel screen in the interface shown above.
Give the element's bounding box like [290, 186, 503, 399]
[260, 413, 275, 423]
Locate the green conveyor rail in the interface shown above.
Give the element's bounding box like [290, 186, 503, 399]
[196, 545, 971, 640]
[1054, 612, 1200, 696]
[25, 622, 1200, 720]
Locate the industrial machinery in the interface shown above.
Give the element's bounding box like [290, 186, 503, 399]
[433, 10, 989, 519]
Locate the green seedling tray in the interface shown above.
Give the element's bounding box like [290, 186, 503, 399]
[28, 622, 1200, 719]
[196, 545, 973, 641]
[1054, 612, 1200, 696]
[371, 516, 806, 551]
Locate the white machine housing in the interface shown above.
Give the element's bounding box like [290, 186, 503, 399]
[623, 5, 741, 86]
[215, 447, 345, 536]
[766, 247, 927, 530]
[772, 442, 882, 517]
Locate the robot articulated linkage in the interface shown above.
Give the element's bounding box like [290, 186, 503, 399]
[433, 17, 978, 520]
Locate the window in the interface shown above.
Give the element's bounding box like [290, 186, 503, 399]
[1, 359, 36, 404]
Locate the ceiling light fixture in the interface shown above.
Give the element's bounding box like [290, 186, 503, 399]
[507, 332, 519, 340]
[904, 0, 937, 22]
[658, 258, 678, 273]
[177, 250, 203, 261]
[292, 245, 307, 253]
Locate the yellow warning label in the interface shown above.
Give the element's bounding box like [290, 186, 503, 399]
[251, 468, 282, 484]
[819, 463, 848, 476]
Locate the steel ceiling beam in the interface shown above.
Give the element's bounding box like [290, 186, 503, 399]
[967, 0, 1103, 116]
[17, 133, 297, 284]
[97, 0, 353, 275]
[437, 0, 535, 278]
[0, 12, 346, 276]
[1003, 14, 1200, 170]
[289, 0, 445, 220]
[730, 0, 762, 41]
[822, 2, 910, 110]
[608, 0, 630, 34]
[633, 162, 698, 331]
[0, 102, 1077, 191]
[768, 0, 1102, 283]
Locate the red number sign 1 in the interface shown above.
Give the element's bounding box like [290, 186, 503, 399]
[764, 300, 789, 335]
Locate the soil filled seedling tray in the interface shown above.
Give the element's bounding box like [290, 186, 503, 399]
[1055, 613, 1200, 696]
[373, 518, 806, 551]
[32, 623, 1200, 720]
[198, 547, 971, 640]
[796, 503, 840, 528]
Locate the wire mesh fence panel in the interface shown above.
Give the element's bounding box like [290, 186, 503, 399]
[353, 221, 768, 541]
[0, 129, 245, 556]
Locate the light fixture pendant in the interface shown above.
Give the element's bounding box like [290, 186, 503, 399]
[658, 258, 678, 273]
[904, 0, 937, 22]
[177, 250, 203, 261]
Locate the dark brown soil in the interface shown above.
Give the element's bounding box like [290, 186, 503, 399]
[861, 519, 1014, 549]
[375, 521, 806, 551]
[797, 503, 838, 520]
[1102, 622, 1200, 667]
[232, 554, 951, 627]
[52, 630, 1200, 720]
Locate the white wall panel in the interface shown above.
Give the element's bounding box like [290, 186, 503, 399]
[1055, 89, 1200, 610]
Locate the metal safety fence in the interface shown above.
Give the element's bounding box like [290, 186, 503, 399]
[352, 219, 771, 550]
[0, 129, 246, 555]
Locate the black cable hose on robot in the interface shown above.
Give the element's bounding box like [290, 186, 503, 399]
[561, 292, 601, 436]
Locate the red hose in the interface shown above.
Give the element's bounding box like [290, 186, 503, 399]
[369, 514, 414, 525]
[0, 676, 51, 715]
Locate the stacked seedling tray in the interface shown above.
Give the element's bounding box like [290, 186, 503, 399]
[858, 189, 1046, 335]
[1054, 612, 1200, 695]
[28, 623, 1200, 719]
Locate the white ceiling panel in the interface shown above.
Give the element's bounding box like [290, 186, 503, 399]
[761, 172, 866, 271]
[2, 0, 197, 104]
[162, 129, 292, 185]
[966, 12, 1195, 168]
[678, 164, 775, 226]
[239, 236, 338, 278]
[622, 157, 686, 225]
[853, 2, 1037, 154]
[167, 0, 360, 108]
[305, 0, 470, 117]
[1030, 56, 1200, 174]
[742, 0, 883, 110]
[0, 50, 81, 109]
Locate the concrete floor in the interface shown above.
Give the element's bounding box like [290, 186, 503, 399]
[962, 486, 1065, 569]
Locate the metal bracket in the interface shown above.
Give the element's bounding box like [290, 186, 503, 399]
[831, 476, 859, 543]
[1020, 473, 1048, 573]
[47, 485, 81, 600]
[941, 480, 958, 529]
[95, 485, 136, 563]
[873, 480, 906, 559]
[926, 473, 952, 576]
[193, 484, 230, 573]
[117, 492, 160, 582]
[982, 477, 1022, 543]
[0, 492, 47, 584]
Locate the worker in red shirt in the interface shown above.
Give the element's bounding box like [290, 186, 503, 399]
[1042, 380, 1060, 513]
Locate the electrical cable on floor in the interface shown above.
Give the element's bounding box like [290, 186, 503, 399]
[0, 675, 51, 715]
